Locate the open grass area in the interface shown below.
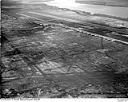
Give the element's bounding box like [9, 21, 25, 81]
[1, 10, 128, 98]
[1, 1, 128, 98]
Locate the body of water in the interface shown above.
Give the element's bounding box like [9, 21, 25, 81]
[44, 0, 128, 18]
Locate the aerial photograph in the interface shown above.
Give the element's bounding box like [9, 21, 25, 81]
[1, 0, 128, 98]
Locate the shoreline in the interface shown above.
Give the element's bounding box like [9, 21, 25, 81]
[40, 3, 128, 21]
[76, 1, 128, 7]
[2, 0, 128, 20]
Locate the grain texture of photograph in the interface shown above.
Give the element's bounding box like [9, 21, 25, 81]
[1, 0, 128, 99]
